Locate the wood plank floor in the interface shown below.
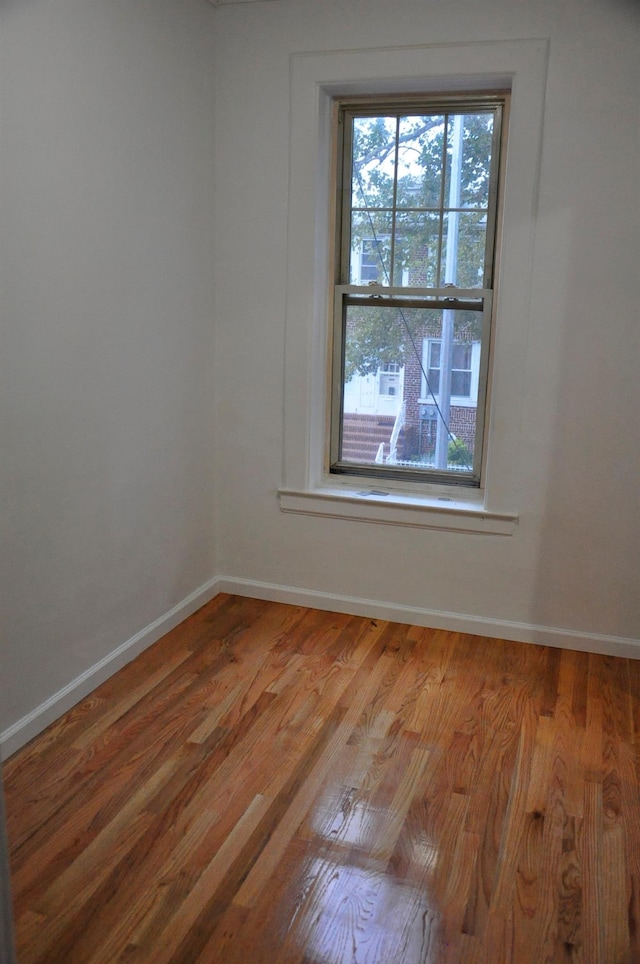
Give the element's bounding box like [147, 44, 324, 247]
[4, 593, 640, 963]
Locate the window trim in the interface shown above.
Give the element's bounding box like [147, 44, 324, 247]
[280, 40, 549, 533]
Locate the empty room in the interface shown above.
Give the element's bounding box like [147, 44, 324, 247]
[1, 0, 639, 960]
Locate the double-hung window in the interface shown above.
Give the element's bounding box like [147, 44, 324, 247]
[330, 95, 505, 486]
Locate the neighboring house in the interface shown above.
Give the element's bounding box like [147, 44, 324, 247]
[343, 361, 404, 418]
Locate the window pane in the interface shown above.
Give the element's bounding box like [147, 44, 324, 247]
[350, 212, 393, 285]
[440, 211, 487, 287]
[360, 240, 383, 282]
[459, 113, 494, 209]
[394, 211, 440, 287]
[427, 366, 440, 395]
[426, 340, 441, 395]
[451, 370, 471, 396]
[351, 116, 396, 210]
[452, 343, 472, 369]
[340, 304, 480, 474]
[443, 112, 494, 210]
[396, 115, 446, 209]
[457, 212, 488, 288]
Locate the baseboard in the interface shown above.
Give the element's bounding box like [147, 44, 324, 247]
[0, 575, 223, 760]
[216, 575, 640, 660]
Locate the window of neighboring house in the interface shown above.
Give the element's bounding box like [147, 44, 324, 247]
[360, 239, 383, 283]
[330, 94, 505, 486]
[423, 340, 473, 399]
[379, 362, 401, 396]
[358, 238, 408, 286]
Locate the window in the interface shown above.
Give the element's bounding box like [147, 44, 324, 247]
[360, 239, 383, 283]
[330, 95, 505, 486]
[379, 362, 401, 396]
[281, 41, 547, 533]
[358, 238, 408, 286]
[423, 340, 474, 400]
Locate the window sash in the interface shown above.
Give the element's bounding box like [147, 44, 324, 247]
[330, 95, 504, 487]
[330, 288, 493, 486]
[337, 96, 504, 291]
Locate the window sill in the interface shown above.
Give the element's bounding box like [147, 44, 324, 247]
[278, 483, 518, 535]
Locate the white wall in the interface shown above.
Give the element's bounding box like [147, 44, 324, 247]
[213, 0, 640, 645]
[0, 0, 218, 743]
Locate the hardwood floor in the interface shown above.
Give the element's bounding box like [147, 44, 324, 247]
[4, 593, 640, 962]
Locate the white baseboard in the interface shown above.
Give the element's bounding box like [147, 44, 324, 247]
[4, 572, 639, 760]
[216, 576, 640, 660]
[0, 576, 223, 760]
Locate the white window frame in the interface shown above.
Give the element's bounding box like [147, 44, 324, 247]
[279, 40, 548, 535]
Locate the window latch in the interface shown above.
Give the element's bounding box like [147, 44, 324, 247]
[444, 282, 457, 302]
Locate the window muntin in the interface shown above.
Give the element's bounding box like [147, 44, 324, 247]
[331, 96, 504, 487]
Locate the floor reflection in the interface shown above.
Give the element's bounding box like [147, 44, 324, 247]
[288, 854, 442, 964]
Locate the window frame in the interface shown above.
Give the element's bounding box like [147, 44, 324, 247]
[329, 94, 505, 487]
